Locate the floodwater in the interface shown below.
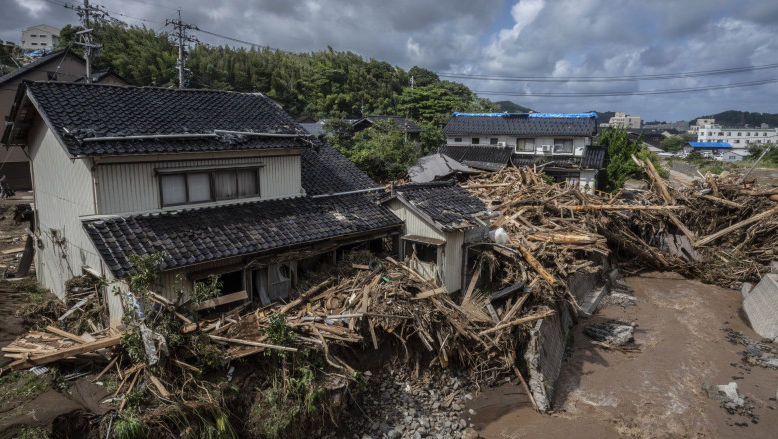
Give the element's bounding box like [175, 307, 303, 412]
[467, 272, 778, 438]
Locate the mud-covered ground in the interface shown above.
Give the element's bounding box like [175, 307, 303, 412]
[467, 272, 778, 439]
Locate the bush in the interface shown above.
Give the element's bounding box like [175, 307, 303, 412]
[596, 128, 667, 191]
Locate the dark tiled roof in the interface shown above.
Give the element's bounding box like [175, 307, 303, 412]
[442, 114, 597, 136]
[580, 146, 606, 169]
[83, 194, 402, 277]
[439, 145, 512, 171]
[300, 122, 325, 136]
[390, 180, 487, 231]
[301, 144, 378, 195]
[0, 49, 78, 86]
[21, 81, 310, 156]
[72, 68, 127, 85]
[354, 116, 424, 133]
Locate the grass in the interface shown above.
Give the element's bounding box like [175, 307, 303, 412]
[114, 415, 146, 439]
[0, 371, 52, 408]
[13, 426, 51, 439]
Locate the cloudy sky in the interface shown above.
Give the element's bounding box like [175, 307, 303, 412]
[3, 0, 778, 121]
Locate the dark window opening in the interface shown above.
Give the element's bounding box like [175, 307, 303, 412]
[405, 241, 437, 263]
[471, 137, 480, 145]
[490, 138, 498, 145]
[454, 137, 462, 142]
[553, 139, 573, 153]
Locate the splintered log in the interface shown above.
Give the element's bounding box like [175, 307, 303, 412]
[699, 194, 743, 209]
[666, 212, 696, 242]
[517, 246, 555, 285]
[193, 290, 248, 311]
[526, 231, 599, 245]
[694, 205, 778, 247]
[45, 326, 86, 344]
[478, 310, 555, 336]
[643, 157, 674, 205]
[278, 278, 334, 314]
[412, 287, 446, 300]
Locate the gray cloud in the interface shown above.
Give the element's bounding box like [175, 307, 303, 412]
[2, 0, 777, 121]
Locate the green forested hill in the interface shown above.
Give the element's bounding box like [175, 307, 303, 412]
[58, 23, 496, 122]
[495, 101, 533, 113]
[691, 110, 778, 128]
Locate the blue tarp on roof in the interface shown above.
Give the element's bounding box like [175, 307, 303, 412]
[689, 142, 732, 148]
[452, 112, 597, 119]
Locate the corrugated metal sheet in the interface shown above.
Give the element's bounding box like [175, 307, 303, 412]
[28, 122, 104, 300]
[95, 154, 302, 214]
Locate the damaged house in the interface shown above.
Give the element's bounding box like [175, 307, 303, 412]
[381, 181, 491, 293]
[1, 81, 408, 325]
[440, 112, 605, 189]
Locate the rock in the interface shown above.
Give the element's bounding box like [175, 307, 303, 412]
[451, 403, 462, 411]
[467, 408, 476, 415]
[459, 419, 467, 428]
[387, 429, 400, 439]
[584, 321, 634, 346]
[717, 382, 745, 407]
[464, 393, 473, 400]
[420, 418, 430, 429]
[461, 428, 480, 439]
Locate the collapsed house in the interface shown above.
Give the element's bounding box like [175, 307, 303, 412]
[440, 112, 605, 189]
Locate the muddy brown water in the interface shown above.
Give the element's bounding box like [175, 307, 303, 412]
[467, 272, 778, 439]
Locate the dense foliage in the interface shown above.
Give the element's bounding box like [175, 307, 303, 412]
[748, 142, 778, 166]
[659, 133, 695, 152]
[323, 119, 420, 182]
[596, 128, 667, 191]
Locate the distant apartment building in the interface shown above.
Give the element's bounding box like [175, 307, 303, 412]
[688, 118, 715, 134]
[600, 112, 641, 129]
[697, 124, 776, 149]
[21, 24, 60, 50]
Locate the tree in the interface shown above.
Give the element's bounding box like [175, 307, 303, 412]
[326, 120, 419, 182]
[660, 133, 695, 152]
[596, 128, 667, 191]
[408, 66, 439, 87]
[419, 122, 444, 154]
[747, 142, 777, 165]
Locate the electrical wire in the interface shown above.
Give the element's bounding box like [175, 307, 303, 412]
[472, 77, 778, 97]
[439, 63, 778, 82]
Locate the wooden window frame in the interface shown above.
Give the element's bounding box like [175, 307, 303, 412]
[158, 166, 261, 208]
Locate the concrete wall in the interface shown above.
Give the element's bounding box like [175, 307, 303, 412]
[94, 153, 303, 215]
[524, 302, 574, 411]
[743, 273, 778, 341]
[27, 121, 105, 300]
[21, 25, 60, 49]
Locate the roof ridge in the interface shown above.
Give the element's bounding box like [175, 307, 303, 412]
[24, 80, 270, 96]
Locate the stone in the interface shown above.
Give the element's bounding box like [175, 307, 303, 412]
[468, 408, 476, 415]
[459, 419, 467, 428]
[461, 428, 480, 439]
[451, 403, 462, 411]
[717, 382, 745, 407]
[387, 429, 400, 439]
[584, 321, 634, 346]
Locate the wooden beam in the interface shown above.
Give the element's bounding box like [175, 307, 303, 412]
[193, 290, 248, 311]
[694, 205, 778, 247]
[518, 246, 555, 285]
[478, 310, 555, 336]
[698, 194, 743, 209]
[20, 335, 122, 368]
[412, 287, 446, 300]
[45, 325, 86, 344]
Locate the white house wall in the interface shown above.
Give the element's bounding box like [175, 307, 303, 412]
[385, 199, 445, 241]
[446, 135, 589, 157]
[28, 121, 105, 300]
[442, 231, 464, 293]
[94, 154, 303, 214]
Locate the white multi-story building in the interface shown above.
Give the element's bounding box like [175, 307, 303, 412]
[21, 24, 60, 50]
[688, 118, 716, 134]
[603, 112, 642, 129]
[697, 124, 776, 149]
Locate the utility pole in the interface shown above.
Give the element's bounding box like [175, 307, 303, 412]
[67, 0, 107, 83]
[166, 11, 199, 89]
[410, 75, 414, 90]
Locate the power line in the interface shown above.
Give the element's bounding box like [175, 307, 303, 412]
[165, 10, 199, 88]
[439, 63, 778, 82]
[472, 77, 778, 97]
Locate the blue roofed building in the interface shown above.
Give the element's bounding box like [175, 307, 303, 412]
[683, 142, 736, 160]
[441, 112, 603, 191]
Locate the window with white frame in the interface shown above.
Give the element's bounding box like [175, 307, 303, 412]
[553, 139, 573, 153]
[159, 167, 260, 207]
[515, 138, 535, 153]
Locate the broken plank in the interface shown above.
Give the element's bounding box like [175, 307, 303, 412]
[21, 335, 122, 369]
[45, 325, 86, 344]
[412, 287, 446, 300]
[699, 194, 743, 209]
[208, 335, 298, 352]
[193, 290, 248, 311]
[1, 247, 25, 255]
[526, 231, 599, 245]
[478, 310, 555, 336]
